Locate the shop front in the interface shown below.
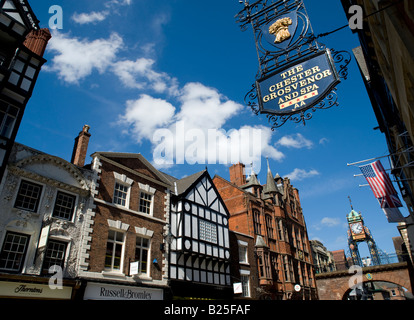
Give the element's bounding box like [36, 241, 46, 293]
[83, 282, 164, 300]
[0, 274, 79, 300]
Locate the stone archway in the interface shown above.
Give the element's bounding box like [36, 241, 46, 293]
[315, 262, 413, 300]
[342, 279, 412, 300]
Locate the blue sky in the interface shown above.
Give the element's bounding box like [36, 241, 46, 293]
[18, 0, 406, 256]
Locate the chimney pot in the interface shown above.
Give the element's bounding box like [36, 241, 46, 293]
[23, 28, 52, 57]
[83, 124, 90, 133]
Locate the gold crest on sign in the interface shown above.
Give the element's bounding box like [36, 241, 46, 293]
[269, 17, 293, 44]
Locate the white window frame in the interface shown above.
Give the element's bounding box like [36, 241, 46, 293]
[112, 172, 133, 209]
[104, 229, 126, 274]
[52, 189, 78, 222]
[138, 183, 156, 216]
[113, 181, 130, 208]
[135, 236, 151, 277]
[134, 227, 154, 279]
[14, 178, 44, 213]
[237, 240, 249, 265]
[41, 238, 69, 275]
[240, 271, 251, 298]
[0, 231, 30, 272]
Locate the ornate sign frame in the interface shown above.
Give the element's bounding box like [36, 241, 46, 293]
[236, 0, 350, 129]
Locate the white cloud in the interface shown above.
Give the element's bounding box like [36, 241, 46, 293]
[72, 0, 133, 25]
[312, 217, 342, 231]
[319, 137, 329, 145]
[119, 82, 284, 172]
[45, 32, 180, 94]
[45, 31, 124, 84]
[112, 58, 179, 95]
[285, 168, 320, 181]
[72, 11, 109, 24]
[120, 94, 176, 143]
[321, 217, 341, 227]
[176, 82, 242, 130]
[277, 133, 313, 149]
[105, 0, 133, 7]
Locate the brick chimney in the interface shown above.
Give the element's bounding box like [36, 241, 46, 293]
[71, 125, 91, 167]
[229, 163, 246, 187]
[23, 28, 52, 57]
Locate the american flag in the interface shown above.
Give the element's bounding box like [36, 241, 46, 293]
[359, 160, 397, 198]
[360, 161, 405, 223]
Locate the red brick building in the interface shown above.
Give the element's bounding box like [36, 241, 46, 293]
[73, 127, 172, 300]
[229, 230, 259, 299]
[213, 162, 318, 300]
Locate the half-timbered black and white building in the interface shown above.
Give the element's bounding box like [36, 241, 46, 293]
[0, 0, 51, 182]
[167, 170, 233, 299]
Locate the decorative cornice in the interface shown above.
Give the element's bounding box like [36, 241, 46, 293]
[11, 153, 90, 194]
[8, 165, 90, 197]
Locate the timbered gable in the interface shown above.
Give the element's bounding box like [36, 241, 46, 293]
[169, 170, 232, 289]
[0, 0, 39, 37]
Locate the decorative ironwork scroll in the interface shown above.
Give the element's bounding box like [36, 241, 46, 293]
[236, 0, 351, 129]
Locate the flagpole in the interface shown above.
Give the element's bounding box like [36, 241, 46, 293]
[354, 164, 414, 177]
[347, 154, 389, 166]
[347, 147, 414, 167]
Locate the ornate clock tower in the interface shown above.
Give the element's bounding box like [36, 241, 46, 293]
[347, 201, 381, 266]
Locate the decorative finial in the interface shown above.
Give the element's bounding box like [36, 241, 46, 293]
[348, 196, 353, 210]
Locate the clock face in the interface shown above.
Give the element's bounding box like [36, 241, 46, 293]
[351, 222, 363, 234]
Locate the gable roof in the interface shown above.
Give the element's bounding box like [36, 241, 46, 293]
[91, 152, 173, 188]
[212, 174, 249, 196]
[172, 170, 230, 218]
[173, 170, 207, 196]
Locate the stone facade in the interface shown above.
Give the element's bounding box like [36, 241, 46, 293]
[316, 262, 412, 300]
[0, 142, 94, 298]
[310, 240, 336, 274]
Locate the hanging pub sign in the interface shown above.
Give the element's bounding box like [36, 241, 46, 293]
[236, 0, 350, 129]
[256, 49, 340, 115]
